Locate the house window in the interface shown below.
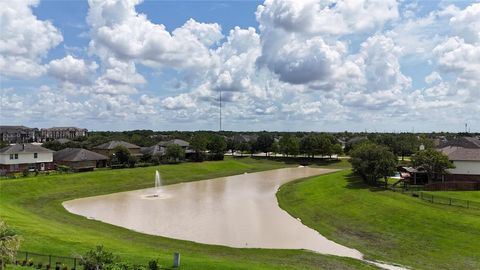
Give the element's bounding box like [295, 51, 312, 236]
[34, 153, 38, 158]
[10, 154, 14, 160]
[14, 154, 18, 159]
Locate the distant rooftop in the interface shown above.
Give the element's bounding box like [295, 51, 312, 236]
[93, 140, 140, 150]
[158, 139, 190, 147]
[438, 137, 480, 149]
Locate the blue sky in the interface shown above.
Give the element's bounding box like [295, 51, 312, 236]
[1, 0, 479, 132]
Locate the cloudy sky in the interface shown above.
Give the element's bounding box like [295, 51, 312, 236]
[1, 0, 479, 132]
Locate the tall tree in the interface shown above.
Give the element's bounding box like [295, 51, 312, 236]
[317, 135, 333, 158]
[412, 149, 454, 183]
[279, 135, 300, 157]
[300, 135, 318, 158]
[256, 133, 274, 156]
[165, 144, 185, 163]
[332, 143, 343, 159]
[349, 142, 397, 185]
[207, 135, 227, 160]
[190, 134, 208, 153]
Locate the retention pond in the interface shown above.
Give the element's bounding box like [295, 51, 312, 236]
[63, 167, 407, 270]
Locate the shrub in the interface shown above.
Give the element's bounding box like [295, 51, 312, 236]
[80, 246, 117, 270]
[147, 259, 158, 270]
[57, 165, 71, 173]
[22, 169, 30, 177]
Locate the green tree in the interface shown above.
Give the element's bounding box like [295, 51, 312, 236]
[238, 141, 250, 157]
[207, 135, 226, 160]
[256, 133, 274, 156]
[0, 220, 21, 270]
[412, 149, 454, 183]
[279, 135, 300, 157]
[300, 135, 318, 158]
[226, 138, 239, 155]
[349, 143, 397, 185]
[165, 144, 185, 163]
[190, 134, 208, 162]
[270, 142, 280, 157]
[111, 146, 131, 165]
[317, 135, 333, 158]
[332, 143, 343, 159]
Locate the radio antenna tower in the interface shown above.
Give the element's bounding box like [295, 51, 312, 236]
[219, 88, 222, 131]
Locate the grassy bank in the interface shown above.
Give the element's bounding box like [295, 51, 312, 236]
[0, 157, 375, 270]
[423, 191, 480, 202]
[278, 170, 480, 270]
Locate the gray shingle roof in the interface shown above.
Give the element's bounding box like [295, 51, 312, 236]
[93, 140, 140, 150]
[54, 148, 108, 162]
[157, 139, 190, 147]
[439, 146, 480, 161]
[0, 143, 53, 154]
[438, 137, 480, 149]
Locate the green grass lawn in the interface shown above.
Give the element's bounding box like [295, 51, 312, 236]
[277, 170, 480, 270]
[423, 191, 480, 202]
[0, 157, 376, 270]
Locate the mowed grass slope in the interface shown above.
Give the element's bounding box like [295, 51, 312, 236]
[0, 157, 376, 270]
[278, 170, 480, 270]
[423, 191, 480, 202]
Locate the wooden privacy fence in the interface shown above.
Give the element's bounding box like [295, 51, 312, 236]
[425, 181, 480, 191]
[419, 192, 480, 210]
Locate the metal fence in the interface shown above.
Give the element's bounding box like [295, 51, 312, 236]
[15, 251, 79, 270]
[419, 192, 480, 210]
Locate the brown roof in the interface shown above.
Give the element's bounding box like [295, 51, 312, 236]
[439, 146, 480, 161]
[54, 148, 108, 162]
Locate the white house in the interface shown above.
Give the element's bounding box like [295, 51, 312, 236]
[0, 143, 54, 174]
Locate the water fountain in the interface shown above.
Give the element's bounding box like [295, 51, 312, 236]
[142, 170, 166, 199]
[155, 170, 161, 194]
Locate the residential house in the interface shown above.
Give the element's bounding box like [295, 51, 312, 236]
[92, 140, 141, 157]
[161, 139, 194, 156]
[0, 143, 54, 174]
[438, 137, 480, 182]
[0, 126, 38, 143]
[54, 148, 108, 172]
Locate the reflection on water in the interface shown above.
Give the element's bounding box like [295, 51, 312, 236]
[64, 168, 358, 258]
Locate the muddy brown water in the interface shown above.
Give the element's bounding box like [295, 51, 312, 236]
[63, 167, 407, 270]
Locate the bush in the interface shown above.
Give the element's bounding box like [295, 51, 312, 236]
[80, 246, 117, 270]
[190, 152, 206, 162]
[208, 153, 224, 161]
[147, 259, 158, 270]
[22, 169, 30, 177]
[57, 165, 71, 173]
